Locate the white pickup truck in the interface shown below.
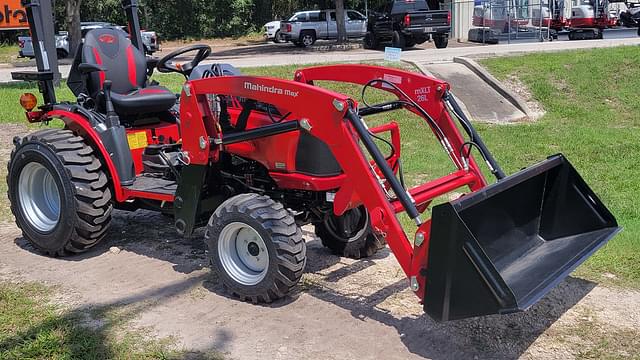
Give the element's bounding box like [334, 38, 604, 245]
[280, 9, 367, 47]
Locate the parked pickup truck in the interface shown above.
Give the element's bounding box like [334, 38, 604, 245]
[18, 22, 160, 59]
[364, 0, 451, 49]
[280, 9, 367, 47]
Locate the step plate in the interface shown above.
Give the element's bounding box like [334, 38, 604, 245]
[125, 175, 177, 196]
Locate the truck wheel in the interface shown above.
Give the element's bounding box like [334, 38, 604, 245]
[363, 31, 378, 49]
[205, 193, 306, 303]
[56, 49, 68, 59]
[392, 31, 406, 48]
[299, 31, 316, 47]
[405, 37, 416, 48]
[273, 30, 285, 43]
[315, 206, 386, 259]
[433, 34, 449, 49]
[7, 129, 113, 257]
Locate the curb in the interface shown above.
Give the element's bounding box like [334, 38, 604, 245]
[453, 56, 533, 118]
[308, 42, 363, 52]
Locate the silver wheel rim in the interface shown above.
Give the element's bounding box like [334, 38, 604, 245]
[302, 35, 314, 46]
[18, 162, 61, 232]
[218, 222, 269, 286]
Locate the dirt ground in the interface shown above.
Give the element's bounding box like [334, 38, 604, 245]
[1, 124, 639, 360]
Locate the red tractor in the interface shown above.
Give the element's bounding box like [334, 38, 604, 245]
[8, 0, 620, 321]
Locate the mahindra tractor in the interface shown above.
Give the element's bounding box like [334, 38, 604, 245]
[7, 0, 620, 321]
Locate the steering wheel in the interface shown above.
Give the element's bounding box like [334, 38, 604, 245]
[157, 44, 212, 77]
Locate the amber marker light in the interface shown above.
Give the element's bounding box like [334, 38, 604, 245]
[20, 93, 38, 111]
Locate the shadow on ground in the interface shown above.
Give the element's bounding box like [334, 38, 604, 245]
[13, 209, 597, 359]
[0, 274, 225, 359]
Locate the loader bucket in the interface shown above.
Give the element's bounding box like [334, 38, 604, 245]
[424, 154, 620, 322]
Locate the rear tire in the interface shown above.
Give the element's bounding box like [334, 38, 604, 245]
[7, 129, 113, 256]
[404, 37, 416, 48]
[205, 194, 306, 303]
[299, 31, 317, 47]
[392, 31, 406, 48]
[363, 31, 378, 49]
[433, 34, 449, 49]
[315, 206, 385, 259]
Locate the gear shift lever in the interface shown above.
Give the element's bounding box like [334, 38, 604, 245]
[102, 80, 120, 128]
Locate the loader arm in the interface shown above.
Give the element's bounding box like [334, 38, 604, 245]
[180, 67, 620, 322]
[179, 71, 488, 300]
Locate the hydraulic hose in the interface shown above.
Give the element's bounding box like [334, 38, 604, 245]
[346, 109, 421, 225]
[444, 91, 506, 180]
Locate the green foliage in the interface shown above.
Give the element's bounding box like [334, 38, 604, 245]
[55, 0, 390, 40]
[481, 46, 640, 288]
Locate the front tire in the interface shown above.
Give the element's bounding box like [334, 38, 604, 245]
[363, 31, 378, 49]
[205, 194, 306, 303]
[7, 129, 113, 256]
[273, 30, 285, 43]
[315, 206, 385, 259]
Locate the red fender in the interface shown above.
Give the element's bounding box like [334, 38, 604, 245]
[46, 110, 127, 202]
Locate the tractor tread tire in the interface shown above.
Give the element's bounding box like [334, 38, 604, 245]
[315, 207, 386, 259]
[7, 129, 113, 257]
[205, 193, 306, 304]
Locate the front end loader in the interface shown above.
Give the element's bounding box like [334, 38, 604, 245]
[7, 0, 619, 322]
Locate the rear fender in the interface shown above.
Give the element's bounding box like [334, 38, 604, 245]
[45, 110, 127, 202]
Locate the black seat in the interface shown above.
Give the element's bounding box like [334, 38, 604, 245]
[69, 28, 176, 116]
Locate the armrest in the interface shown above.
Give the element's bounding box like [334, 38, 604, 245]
[78, 63, 106, 74]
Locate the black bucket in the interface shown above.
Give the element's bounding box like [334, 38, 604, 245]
[424, 154, 621, 322]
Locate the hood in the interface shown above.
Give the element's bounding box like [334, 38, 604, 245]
[264, 21, 280, 27]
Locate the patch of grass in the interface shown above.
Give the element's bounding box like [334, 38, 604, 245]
[0, 282, 224, 359]
[549, 308, 640, 359]
[0, 44, 25, 64]
[480, 46, 640, 288]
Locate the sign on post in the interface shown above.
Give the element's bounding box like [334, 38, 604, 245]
[384, 47, 402, 62]
[0, 0, 28, 30]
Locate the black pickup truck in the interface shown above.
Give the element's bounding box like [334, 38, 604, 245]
[364, 0, 451, 49]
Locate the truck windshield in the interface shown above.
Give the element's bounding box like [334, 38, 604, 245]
[391, 0, 429, 13]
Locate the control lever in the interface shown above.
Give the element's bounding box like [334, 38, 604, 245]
[102, 80, 120, 128]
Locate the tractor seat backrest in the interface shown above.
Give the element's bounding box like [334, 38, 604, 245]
[82, 28, 148, 99]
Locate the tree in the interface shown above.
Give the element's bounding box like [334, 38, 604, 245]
[65, 0, 82, 58]
[335, 0, 347, 43]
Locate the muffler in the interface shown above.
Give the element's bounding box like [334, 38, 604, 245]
[424, 154, 620, 321]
